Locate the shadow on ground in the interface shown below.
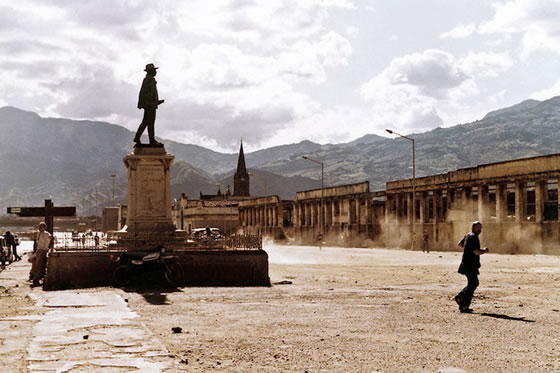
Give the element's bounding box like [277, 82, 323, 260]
[479, 312, 536, 323]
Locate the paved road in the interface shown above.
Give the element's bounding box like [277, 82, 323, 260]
[0, 257, 180, 372]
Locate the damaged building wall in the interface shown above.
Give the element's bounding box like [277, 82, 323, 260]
[384, 153, 560, 254]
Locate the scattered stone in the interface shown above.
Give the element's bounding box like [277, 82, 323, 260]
[180, 359, 188, 364]
[553, 309, 559, 312]
[124, 298, 129, 302]
[83, 335, 89, 340]
[519, 304, 523, 307]
[273, 280, 293, 285]
[172, 327, 182, 333]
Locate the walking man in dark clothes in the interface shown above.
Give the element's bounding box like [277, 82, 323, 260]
[455, 221, 489, 313]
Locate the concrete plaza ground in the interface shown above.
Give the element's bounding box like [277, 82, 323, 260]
[1, 243, 559, 372]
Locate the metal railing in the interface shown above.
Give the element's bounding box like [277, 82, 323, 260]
[225, 234, 263, 250]
[51, 232, 263, 251]
[53, 232, 114, 252]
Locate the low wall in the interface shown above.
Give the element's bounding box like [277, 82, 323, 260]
[44, 250, 270, 290]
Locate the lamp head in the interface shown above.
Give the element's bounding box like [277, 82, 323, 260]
[385, 129, 393, 134]
[302, 156, 308, 160]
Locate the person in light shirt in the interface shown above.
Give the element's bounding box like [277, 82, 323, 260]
[31, 222, 52, 287]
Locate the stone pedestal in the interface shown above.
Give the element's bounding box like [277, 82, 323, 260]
[120, 145, 185, 248]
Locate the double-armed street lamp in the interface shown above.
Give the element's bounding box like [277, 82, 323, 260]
[302, 155, 324, 241]
[385, 129, 416, 250]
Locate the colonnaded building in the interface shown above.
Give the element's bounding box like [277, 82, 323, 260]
[237, 153, 560, 254]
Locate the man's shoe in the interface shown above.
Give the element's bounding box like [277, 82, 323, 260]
[459, 307, 473, 313]
[31, 281, 41, 287]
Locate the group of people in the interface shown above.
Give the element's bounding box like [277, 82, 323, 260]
[2, 230, 22, 267]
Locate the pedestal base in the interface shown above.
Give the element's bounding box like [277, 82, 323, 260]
[123, 145, 175, 238]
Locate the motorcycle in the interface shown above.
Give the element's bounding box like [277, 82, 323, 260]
[110, 246, 184, 287]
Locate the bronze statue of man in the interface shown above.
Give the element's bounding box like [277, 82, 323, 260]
[134, 63, 164, 146]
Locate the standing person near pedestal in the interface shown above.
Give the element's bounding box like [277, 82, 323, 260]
[133, 63, 164, 146]
[31, 222, 52, 287]
[454, 221, 489, 313]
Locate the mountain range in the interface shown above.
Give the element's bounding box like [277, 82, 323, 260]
[1, 95, 559, 215]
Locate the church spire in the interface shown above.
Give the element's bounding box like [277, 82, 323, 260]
[236, 139, 247, 174]
[233, 139, 250, 196]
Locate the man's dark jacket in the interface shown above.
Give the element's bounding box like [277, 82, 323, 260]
[458, 232, 480, 274]
[137, 75, 159, 109]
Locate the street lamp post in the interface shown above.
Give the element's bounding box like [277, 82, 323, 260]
[302, 156, 324, 242]
[385, 129, 416, 250]
[111, 174, 116, 206]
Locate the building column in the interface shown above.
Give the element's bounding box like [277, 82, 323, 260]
[406, 192, 413, 225]
[433, 190, 441, 222]
[535, 180, 545, 223]
[460, 187, 469, 221]
[478, 185, 489, 222]
[356, 198, 363, 233]
[365, 198, 371, 235]
[515, 181, 525, 222]
[395, 194, 401, 223]
[419, 192, 426, 223]
[495, 184, 506, 223]
[385, 195, 391, 224]
[447, 188, 454, 211]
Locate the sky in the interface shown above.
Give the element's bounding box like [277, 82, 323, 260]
[1, 0, 560, 153]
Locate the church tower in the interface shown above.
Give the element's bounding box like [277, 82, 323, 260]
[233, 140, 250, 196]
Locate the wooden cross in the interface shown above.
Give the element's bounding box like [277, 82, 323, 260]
[7, 199, 76, 234]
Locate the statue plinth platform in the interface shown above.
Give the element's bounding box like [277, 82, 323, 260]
[121, 145, 176, 245]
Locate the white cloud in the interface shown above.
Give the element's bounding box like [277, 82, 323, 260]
[480, 0, 560, 58]
[360, 49, 512, 134]
[0, 0, 355, 151]
[459, 51, 513, 77]
[345, 26, 359, 36]
[530, 80, 560, 100]
[440, 23, 476, 39]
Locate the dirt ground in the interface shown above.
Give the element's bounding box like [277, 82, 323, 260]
[1, 244, 559, 372]
[118, 244, 560, 372]
[0, 259, 42, 373]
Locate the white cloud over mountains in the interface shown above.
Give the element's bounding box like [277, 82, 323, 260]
[479, 0, 560, 58]
[0, 1, 558, 151]
[360, 49, 512, 133]
[0, 0, 353, 150]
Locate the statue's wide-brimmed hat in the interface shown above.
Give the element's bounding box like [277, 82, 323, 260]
[144, 63, 159, 71]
